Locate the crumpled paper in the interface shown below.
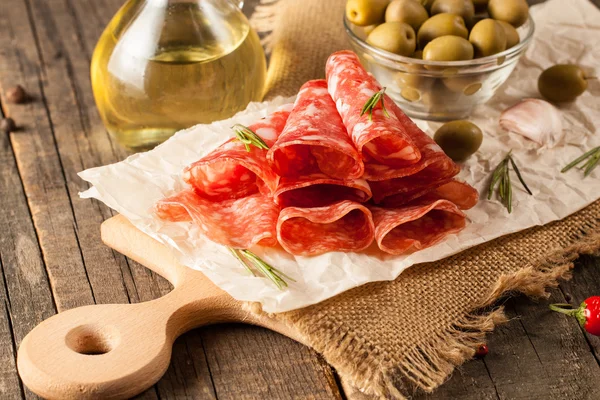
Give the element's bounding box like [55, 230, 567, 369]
[80, 0, 600, 313]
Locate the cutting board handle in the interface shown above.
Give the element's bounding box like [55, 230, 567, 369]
[17, 216, 297, 399]
[16, 280, 236, 400]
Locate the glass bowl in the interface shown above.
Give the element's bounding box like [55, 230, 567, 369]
[344, 15, 535, 121]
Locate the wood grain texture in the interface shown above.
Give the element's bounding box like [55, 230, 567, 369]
[1, 0, 600, 399]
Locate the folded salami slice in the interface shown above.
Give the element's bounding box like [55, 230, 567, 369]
[414, 180, 479, 210]
[277, 200, 375, 256]
[274, 173, 372, 208]
[371, 200, 466, 255]
[182, 104, 293, 201]
[268, 80, 363, 179]
[368, 101, 460, 203]
[326, 51, 421, 167]
[155, 190, 280, 248]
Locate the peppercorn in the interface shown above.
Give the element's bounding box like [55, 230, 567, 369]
[6, 85, 28, 104]
[0, 118, 16, 133]
[475, 344, 489, 358]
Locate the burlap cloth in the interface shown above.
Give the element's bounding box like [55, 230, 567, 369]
[249, 1, 600, 398]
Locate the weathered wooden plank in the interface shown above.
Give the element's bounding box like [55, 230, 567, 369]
[482, 289, 600, 400]
[0, 299, 22, 400]
[0, 0, 96, 311]
[415, 359, 499, 400]
[0, 16, 57, 400]
[200, 324, 343, 399]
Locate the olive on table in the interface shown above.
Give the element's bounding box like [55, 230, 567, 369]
[538, 64, 589, 103]
[346, 0, 389, 26]
[472, 0, 489, 12]
[469, 19, 507, 57]
[488, 0, 529, 28]
[417, 13, 469, 49]
[430, 0, 475, 26]
[434, 120, 483, 161]
[367, 22, 417, 56]
[497, 20, 520, 49]
[386, 0, 429, 32]
[423, 35, 474, 62]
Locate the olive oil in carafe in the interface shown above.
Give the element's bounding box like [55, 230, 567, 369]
[91, 0, 266, 150]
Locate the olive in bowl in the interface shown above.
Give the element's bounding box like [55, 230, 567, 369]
[417, 13, 469, 49]
[367, 22, 417, 56]
[385, 0, 429, 32]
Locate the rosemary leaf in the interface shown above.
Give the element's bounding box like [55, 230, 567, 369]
[506, 172, 513, 213]
[584, 153, 600, 177]
[509, 156, 533, 195]
[240, 250, 295, 290]
[561, 146, 600, 173]
[228, 247, 255, 276]
[487, 152, 532, 213]
[232, 124, 269, 152]
[360, 88, 389, 121]
[488, 162, 505, 200]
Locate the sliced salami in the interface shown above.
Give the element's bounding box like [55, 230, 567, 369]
[368, 101, 460, 203]
[415, 180, 479, 210]
[326, 51, 421, 167]
[268, 80, 363, 179]
[370, 199, 466, 255]
[274, 173, 372, 208]
[182, 104, 293, 201]
[155, 190, 280, 248]
[277, 200, 375, 256]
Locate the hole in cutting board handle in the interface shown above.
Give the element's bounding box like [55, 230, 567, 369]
[65, 324, 120, 355]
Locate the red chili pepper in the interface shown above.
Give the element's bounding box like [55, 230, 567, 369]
[549, 296, 600, 336]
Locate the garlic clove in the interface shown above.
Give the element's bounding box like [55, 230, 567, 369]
[499, 98, 564, 148]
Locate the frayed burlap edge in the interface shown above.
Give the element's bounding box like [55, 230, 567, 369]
[245, 227, 600, 399]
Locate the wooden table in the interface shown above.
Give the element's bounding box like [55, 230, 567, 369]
[1, 0, 599, 399]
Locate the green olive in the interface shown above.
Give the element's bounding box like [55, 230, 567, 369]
[385, 0, 429, 32]
[488, 0, 529, 28]
[367, 22, 417, 56]
[360, 24, 379, 36]
[419, 0, 436, 11]
[346, 0, 389, 26]
[434, 120, 483, 161]
[472, 0, 489, 12]
[421, 79, 461, 110]
[538, 64, 589, 102]
[469, 19, 507, 57]
[423, 35, 474, 62]
[417, 13, 469, 49]
[442, 75, 484, 95]
[430, 0, 475, 26]
[395, 71, 423, 87]
[497, 20, 520, 49]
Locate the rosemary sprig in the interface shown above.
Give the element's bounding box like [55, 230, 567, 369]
[360, 87, 390, 121]
[232, 124, 269, 152]
[487, 151, 532, 213]
[561, 146, 600, 177]
[228, 247, 255, 276]
[228, 247, 294, 290]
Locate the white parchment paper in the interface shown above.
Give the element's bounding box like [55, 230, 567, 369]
[80, 0, 600, 313]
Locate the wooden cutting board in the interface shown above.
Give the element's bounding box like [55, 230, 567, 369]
[17, 215, 305, 400]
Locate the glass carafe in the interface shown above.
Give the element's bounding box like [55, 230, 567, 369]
[91, 0, 266, 150]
